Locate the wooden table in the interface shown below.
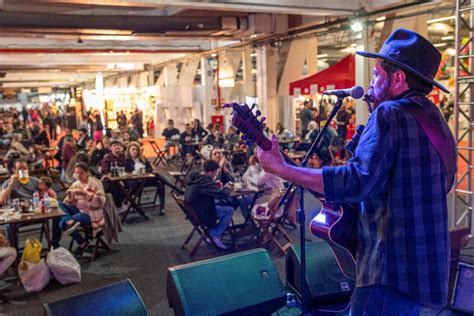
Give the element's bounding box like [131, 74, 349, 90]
[229, 184, 271, 227]
[107, 173, 156, 223]
[0, 207, 64, 284]
[0, 207, 64, 252]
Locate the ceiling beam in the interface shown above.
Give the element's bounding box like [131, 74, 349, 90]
[20, 0, 359, 16]
[0, 11, 223, 33]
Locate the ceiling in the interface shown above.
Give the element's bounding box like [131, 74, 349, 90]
[0, 0, 446, 90]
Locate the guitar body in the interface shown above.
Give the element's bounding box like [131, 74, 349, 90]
[309, 201, 358, 280]
[224, 102, 358, 280]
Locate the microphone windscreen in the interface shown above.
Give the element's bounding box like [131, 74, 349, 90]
[350, 86, 365, 99]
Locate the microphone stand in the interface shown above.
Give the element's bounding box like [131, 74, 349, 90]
[281, 96, 344, 315]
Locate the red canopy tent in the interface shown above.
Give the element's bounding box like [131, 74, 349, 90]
[289, 54, 355, 95]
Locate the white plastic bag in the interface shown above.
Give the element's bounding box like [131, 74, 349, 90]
[18, 259, 51, 292]
[46, 247, 81, 285]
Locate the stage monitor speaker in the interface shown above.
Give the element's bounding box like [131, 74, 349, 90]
[286, 240, 355, 308]
[167, 248, 286, 316]
[43, 279, 148, 316]
[451, 261, 474, 314]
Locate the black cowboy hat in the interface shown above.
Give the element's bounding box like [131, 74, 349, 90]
[356, 28, 449, 93]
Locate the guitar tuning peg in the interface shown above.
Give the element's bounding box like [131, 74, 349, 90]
[235, 129, 241, 135]
[260, 116, 266, 123]
[241, 135, 248, 141]
[256, 110, 261, 116]
[251, 104, 257, 110]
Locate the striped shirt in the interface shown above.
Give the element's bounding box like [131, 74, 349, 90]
[322, 92, 455, 305]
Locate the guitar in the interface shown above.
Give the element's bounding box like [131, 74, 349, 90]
[224, 102, 357, 280]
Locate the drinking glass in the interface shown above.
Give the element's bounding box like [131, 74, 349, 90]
[18, 169, 29, 184]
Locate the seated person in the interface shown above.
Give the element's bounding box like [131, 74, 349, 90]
[1, 158, 41, 203]
[30, 125, 50, 148]
[37, 176, 57, 200]
[179, 123, 196, 158]
[110, 128, 123, 143]
[124, 141, 166, 215]
[0, 232, 16, 275]
[101, 140, 126, 208]
[224, 126, 240, 150]
[184, 160, 235, 249]
[58, 162, 106, 255]
[76, 128, 88, 151]
[8, 134, 29, 157]
[61, 135, 77, 183]
[205, 127, 224, 148]
[162, 119, 180, 158]
[122, 130, 134, 147]
[275, 122, 295, 150]
[90, 136, 111, 170]
[210, 148, 234, 185]
[26, 145, 44, 170]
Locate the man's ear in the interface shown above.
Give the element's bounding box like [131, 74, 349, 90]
[393, 69, 408, 89]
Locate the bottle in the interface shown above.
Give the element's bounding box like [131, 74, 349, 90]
[13, 198, 20, 213]
[32, 190, 40, 211]
[43, 192, 50, 213]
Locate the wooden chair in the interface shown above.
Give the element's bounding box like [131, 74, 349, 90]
[149, 140, 169, 167]
[68, 226, 111, 262]
[253, 191, 295, 255]
[172, 193, 233, 256]
[168, 154, 195, 192]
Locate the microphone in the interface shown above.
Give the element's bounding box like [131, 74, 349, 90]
[323, 86, 365, 99]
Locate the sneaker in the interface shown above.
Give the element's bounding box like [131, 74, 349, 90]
[73, 242, 89, 256]
[211, 236, 228, 250]
[64, 222, 81, 235]
[159, 208, 166, 216]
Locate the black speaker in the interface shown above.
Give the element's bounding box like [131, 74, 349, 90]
[167, 248, 286, 315]
[451, 261, 474, 314]
[286, 240, 355, 308]
[43, 279, 148, 316]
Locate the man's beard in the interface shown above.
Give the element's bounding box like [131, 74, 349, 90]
[368, 77, 393, 109]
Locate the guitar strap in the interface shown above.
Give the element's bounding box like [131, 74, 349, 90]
[396, 96, 457, 192]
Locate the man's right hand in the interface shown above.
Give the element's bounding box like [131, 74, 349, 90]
[9, 174, 19, 185]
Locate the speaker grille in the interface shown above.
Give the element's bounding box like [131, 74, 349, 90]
[168, 249, 286, 315]
[451, 262, 474, 313]
[286, 240, 354, 307]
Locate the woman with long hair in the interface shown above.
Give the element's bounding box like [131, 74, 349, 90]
[124, 141, 166, 215]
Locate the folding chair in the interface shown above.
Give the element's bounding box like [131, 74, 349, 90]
[168, 154, 195, 192]
[68, 226, 111, 262]
[149, 140, 169, 167]
[172, 194, 233, 256]
[253, 192, 295, 255]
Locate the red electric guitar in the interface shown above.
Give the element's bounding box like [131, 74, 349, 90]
[224, 102, 357, 280]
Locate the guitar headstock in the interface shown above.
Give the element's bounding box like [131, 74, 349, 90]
[223, 103, 271, 151]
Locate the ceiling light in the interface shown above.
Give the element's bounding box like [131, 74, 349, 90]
[351, 22, 363, 33]
[376, 16, 386, 22]
[250, 34, 258, 39]
[441, 35, 454, 40]
[317, 54, 328, 58]
[427, 16, 456, 24]
[446, 48, 456, 56]
[434, 43, 447, 48]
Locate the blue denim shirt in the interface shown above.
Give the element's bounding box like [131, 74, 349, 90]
[322, 93, 454, 305]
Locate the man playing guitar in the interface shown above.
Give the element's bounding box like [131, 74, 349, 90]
[257, 29, 456, 315]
